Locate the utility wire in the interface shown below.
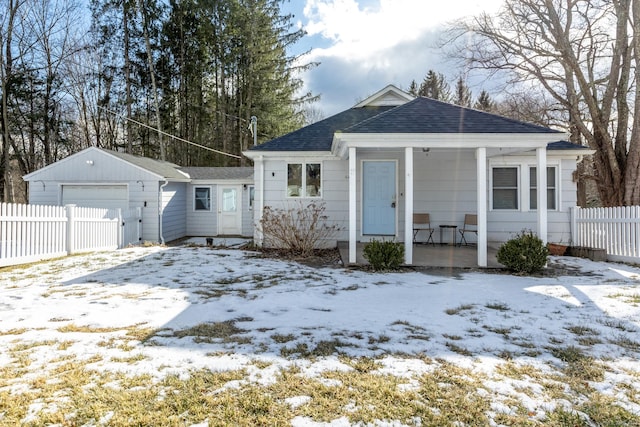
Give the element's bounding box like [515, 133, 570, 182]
[98, 106, 242, 159]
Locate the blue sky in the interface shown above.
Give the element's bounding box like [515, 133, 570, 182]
[280, 0, 504, 118]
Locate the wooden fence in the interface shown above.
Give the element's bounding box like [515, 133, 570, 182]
[571, 206, 640, 263]
[0, 203, 142, 267]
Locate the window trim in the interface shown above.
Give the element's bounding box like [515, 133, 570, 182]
[491, 166, 520, 211]
[529, 165, 558, 211]
[248, 185, 255, 210]
[193, 186, 212, 211]
[286, 162, 322, 198]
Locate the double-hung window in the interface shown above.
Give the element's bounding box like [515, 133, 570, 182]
[194, 187, 211, 211]
[530, 166, 557, 210]
[287, 163, 321, 197]
[492, 167, 519, 210]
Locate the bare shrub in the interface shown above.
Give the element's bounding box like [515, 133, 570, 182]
[258, 201, 341, 257]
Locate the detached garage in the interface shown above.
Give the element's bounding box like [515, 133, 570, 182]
[23, 147, 190, 243]
[23, 147, 256, 244]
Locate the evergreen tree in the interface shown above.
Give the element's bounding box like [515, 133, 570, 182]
[453, 76, 472, 107]
[474, 90, 494, 112]
[407, 80, 418, 97]
[418, 70, 450, 102]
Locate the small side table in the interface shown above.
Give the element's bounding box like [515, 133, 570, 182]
[439, 225, 458, 246]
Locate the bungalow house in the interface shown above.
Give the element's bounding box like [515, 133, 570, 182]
[243, 85, 592, 267]
[23, 147, 254, 243]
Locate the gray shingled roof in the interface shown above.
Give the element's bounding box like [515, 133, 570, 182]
[345, 97, 562, 134]
[249, 105, 395, 152]
[547, 140, 588, 150]
[251, 97, 564, 152]
[102, 149, 189, 180]
[179, 167, 254, 180]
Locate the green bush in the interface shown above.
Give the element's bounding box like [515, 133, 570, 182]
[363, 239, 405, 271]
[496, 230, 549, 274]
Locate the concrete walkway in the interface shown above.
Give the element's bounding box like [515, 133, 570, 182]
[338, 241, 503, 269]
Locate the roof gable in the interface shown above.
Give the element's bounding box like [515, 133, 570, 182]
[353, 84, 414, 108]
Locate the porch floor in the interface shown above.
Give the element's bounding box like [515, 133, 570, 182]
[337, 242, 503, 269]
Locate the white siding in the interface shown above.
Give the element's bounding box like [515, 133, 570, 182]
[185, 183, 254, 237]
[257, 149, 580, 247]
[161, 182, 187, 242]
[26, 149, 184, 243]
[186, 185, 217, 236]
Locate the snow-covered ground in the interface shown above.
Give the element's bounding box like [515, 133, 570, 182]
[1, 239, 640, 425]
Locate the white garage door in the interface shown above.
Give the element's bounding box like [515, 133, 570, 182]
[62, 185, 128, 210]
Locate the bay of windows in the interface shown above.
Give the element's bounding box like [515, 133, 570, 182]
[492, 165, 557, 210]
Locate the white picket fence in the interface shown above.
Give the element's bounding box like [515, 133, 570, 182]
[0, 203, 142, 267]
[571, 205, 640, 263]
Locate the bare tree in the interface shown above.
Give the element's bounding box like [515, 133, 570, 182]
[0, 0, 24, 201]
[446, 0, 640, 206]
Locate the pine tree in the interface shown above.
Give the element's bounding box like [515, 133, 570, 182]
[418, 70, 451, 102]
[453, 77, 472, 107]
[474, 90, 494, 112]
[407, 80, 418, 97]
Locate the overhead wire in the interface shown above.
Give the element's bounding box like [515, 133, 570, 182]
[98, 105, 242, 159]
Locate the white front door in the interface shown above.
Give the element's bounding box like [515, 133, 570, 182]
[218, 185, 242, 235]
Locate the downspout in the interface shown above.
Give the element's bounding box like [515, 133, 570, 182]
[159, 179, 169, 244]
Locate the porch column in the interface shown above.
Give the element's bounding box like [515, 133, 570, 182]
[476, 147, 488, 267]
[256, 156, 265, 245]
[536, 147, 548, 244]
[404, 147, 414, 264]
[349, 146, 357, 263]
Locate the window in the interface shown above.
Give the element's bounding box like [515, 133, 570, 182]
[530, 167, 557, 210]
[194, 187, 211, 211]
[248, 185, 255, 209]
[492, 167, 518, 209]
[287, 162, 321, 197]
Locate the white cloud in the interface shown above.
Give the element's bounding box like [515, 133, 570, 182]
[295, 0, 505, 117]
[302, 0, 502, 60]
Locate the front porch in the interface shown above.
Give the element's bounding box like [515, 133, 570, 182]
[338, 242, 503, 269]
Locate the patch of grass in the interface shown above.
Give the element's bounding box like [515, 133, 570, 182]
[609, 334, 640, 351]
[598, 317, 636, 332]
[0, 328, 28, 336]
[442, 334, 462, 340]
[110, 354, 147, 364]
[367, 335, 390, 345]
[607, 292, 640, 305]
[311, 339, 352, 357]
[173, 321, 248, 344]
[57, 324, 122, 334]
[281, 342, 309, 357]
[445, 342, 472, 356]
[271, 333, 295, 344]
[565, 325, 600, 336]
[391, 320, 432, 341]
[485, 302, 510, 311]
[483, 325, 515, 337]
[551, 345, 605, 383]
[444, 304, 475, 315]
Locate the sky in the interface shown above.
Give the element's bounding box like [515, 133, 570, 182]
[281, 0, 505, 118]
[2, 238, 640, 424]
